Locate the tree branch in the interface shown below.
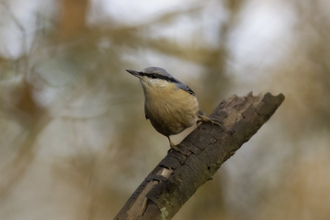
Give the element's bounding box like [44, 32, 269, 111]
[114, 92, 285, 220]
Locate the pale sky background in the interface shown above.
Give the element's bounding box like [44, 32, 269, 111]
[1, 0, 294, 76]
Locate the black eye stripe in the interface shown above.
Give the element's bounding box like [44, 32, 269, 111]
[140, 72, 179, 83]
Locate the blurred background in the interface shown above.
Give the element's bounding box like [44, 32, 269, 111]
[0, 0, 329, 219]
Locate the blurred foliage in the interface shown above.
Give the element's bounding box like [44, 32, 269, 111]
[0, 0, 329, 220]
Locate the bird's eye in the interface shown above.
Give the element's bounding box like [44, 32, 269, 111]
[151, 74, 157, 79]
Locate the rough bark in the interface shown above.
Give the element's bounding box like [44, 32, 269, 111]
[114, 92, 285, 220]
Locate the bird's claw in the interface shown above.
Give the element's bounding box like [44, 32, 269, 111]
[168, 143, 185, 154]
[197, 115, 222, 127]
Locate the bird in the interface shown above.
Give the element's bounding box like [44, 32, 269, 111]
[126, 67, 221, 151]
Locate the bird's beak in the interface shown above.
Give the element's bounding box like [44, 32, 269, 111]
[126, 69, 142, 78]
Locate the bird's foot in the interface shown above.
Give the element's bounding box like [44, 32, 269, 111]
[197, 115, 222, 127]
[167, 141, 185, 154]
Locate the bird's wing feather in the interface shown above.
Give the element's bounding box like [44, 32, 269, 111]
[176, 83, 195, 96]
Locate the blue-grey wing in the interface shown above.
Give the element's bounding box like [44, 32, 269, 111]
[176, 82, 195, 96]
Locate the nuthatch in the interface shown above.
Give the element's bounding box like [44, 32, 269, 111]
[126, 67, 220, 151]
